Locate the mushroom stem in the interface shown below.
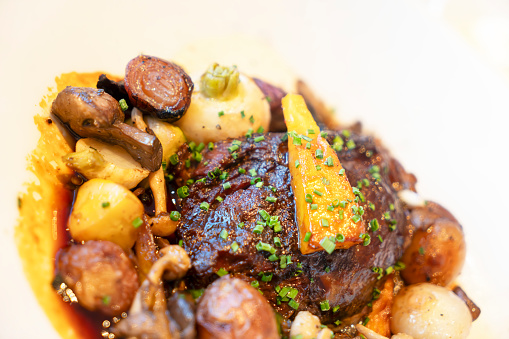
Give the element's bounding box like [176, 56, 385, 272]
[132, 108, 178, 236]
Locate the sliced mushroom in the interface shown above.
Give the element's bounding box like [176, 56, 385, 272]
[131, 108, 178, 236]
[112, 245, 191, 339]
[51, 86, 163, 171]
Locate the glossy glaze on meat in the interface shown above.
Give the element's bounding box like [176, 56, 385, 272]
[172, 131, 414, 323]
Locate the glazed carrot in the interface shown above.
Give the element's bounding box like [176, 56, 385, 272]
[282, 94, 365, 254]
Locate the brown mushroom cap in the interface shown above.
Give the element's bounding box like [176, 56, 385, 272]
[51, 86, 163, 171]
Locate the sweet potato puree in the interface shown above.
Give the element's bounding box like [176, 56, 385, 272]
[15, 72, 120, 339]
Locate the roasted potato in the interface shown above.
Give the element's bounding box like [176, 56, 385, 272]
[68, 178, 144, 251]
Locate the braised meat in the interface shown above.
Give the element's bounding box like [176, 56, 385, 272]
[173, 130, 414, 323]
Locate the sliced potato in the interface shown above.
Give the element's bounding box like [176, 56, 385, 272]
[68, 178, 144, 251]
[63, 138, 150, 189]
[282, 94, 365, 254]
[145, 116, 186, 161]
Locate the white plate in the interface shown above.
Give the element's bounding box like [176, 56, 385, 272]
[1, 0, 507, 338]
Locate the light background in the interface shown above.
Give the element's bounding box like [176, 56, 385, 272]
[0, 0, 508, 338]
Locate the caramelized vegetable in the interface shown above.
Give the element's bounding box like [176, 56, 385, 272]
[56, 240, 139, 316]
[282, 94, 365, 254]
[400, 202, 466, 286]
[124, 55, 193, 121]
[63, 138, 150, 189]
[51, 86, 163, 171]
[196, 276, 279, 339]
[68, 178, 143, 251]
[365, 275, 394, 337]
[174, 63, 271, 144]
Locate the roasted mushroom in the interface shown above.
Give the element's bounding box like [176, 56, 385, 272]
[51, 86, 163, 171]
[124, 55, 194, 121]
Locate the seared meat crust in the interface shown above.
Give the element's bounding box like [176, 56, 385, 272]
[173, 131, 414, 323]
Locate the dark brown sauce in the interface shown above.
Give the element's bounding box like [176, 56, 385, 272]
[52, 182, 112, 339]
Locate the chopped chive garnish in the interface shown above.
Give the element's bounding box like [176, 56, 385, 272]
[316, 165, 321, 171]
[360, 233, 371, 246]
[320, 237, 336, 254]
[268, 254, 279, 261]
[352, 214, 361, 223]
[251, 280, 259, 288]
[266, 196, 277, 203]
[342, 130, 351, 138]
[274, 237, 282, 247]
[261, 272, 273, 282]
[295, 160, 300, 168]
[395, 261, 406, 270]
[237, 222, 245, 228]
[320, 131, 328, 138]
[320, 300, 330, 311]
[169, 154, 179, 165]
[246, 128, 254, 138]
[321, 218, 329, 227]
[288, 288, 298, 299]
[219, 229, 228, 240]
[170, 211, 181, 221]
[249, 115, 255, 124]
[368, 202, 376, 210]
[346, 139, 356, 149]
[301, 134, 312, 142]
[306, 142, 311, 149]
[218, 111, 224, 117]
[315, 149, 324, 159]
[216, 268, 228, 277]
[333, 305, 340, 313]
[200, 202, 210, 211]
[288, 299, 299, 310]
[377, 235, 384, 243]
[161, 161, 167, 171]
[185, 159, 191, 168]
[325, 156, 334, 167]
[327, 205, 334, 211]
[253, 225, 264, 234]
[254, 135, 265, 142]
[238, 168, 246, 174]
[313, 189, 323, 196]
[101, 202, 110, 208]
[132, 217, 143, 228]
[370, 219, 379, 231]
[339, 168, 345, 176]
[249, 168, 257, 177]
[310, 204, 318, 210]
[273, 222, 282, 233]
[336, 233, 345, 242]
[419, 247, 425, 255]
[102, 295, 111, 305]
[207, 142, 214, 151]
[196, 142, 205, 152]
[305, 193, 313, 203]
[231, 242, 239, 252]
[308, 129, 315, 134]
[257, 126, 265, 133]
[293, 137, 302, 145]
[259, 209, 270, 220]
[118, 99, 128, 111]
[332, 199, 340, 208]
[304, 232, 312, 242]
[188, 141, 196, 151]
[223, 182, 231, 189]
[177, 186, 189, 198]
[228, 145, 239, 153]
[386, 266, 394, 275]
[255, 182, 263, 188]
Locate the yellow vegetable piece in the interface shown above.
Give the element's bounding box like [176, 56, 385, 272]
[282, 94, 365, 254]
[68, 178, 144, 251]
